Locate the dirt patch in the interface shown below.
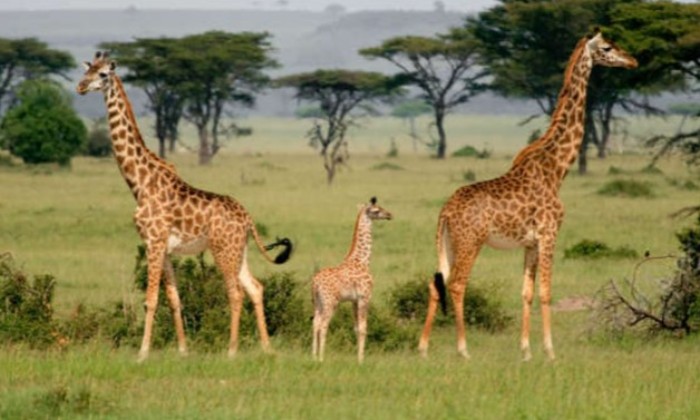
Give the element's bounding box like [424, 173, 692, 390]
[553, 296, 594, 312]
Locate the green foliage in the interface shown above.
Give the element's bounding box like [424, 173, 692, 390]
[462, 169, 476, 182]
[387, 277, 512, 332]
[360, 30, 487, 158]
[452, 144, 491, 159]
[0, 254, 57, 348]
[371, 162, 403, 171]
[0, 37, 74, 111]
[0, 80, 86, 166]
[564, 239, 638, 260]
[275, 69, 405, 183]
[33, 385, 103, 417]
[668, 103, 700, 117]
[83, 118, 111, 157]
[597, 179, 654, 198]
[391, 100, 432, 119]
[294, 105, 324, 119]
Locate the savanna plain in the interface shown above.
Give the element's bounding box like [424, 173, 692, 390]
[1, 115, 699, 418]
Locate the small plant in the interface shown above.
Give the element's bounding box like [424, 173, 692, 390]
[597, 179, 654, 198]
[564, 239, 638, 259]
[462, 169, 476, 183]
[452, 144, 491, 159]
[386, 138, 399, 158]
[371, 162, 404, 171]
[0, 254, 58, 348]
[608, 166, 625, 175]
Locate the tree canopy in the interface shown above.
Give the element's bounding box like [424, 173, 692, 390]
[360, 30, 486, 158]
[0, 37, 74, 114]
[276, 69, 404, 183]
[465, 0, 700, 173]
[101, 37, 184, 158]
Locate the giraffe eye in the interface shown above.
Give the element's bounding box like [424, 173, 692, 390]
[602, 46, 613, 52]
[99, 72, 108, 78]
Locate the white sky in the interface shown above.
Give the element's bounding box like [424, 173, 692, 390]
[0, 0, 498, 12]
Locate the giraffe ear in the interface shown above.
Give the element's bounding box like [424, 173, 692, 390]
[82, 61, 91, 71]
[109, 61, 117, 71]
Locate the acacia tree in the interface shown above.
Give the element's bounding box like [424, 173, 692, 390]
[175, 31, 277, 165]
[360, 30, 487, 159]
[276, 70, 404, 184]
[391, 99, 432, 152]
[100, 37, 184, 158]
[466, 0, 695, 173]
[0, 37, 74, 114]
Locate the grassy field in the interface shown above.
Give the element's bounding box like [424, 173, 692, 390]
[1, 115, 699, 418]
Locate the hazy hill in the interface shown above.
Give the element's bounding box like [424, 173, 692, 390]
[0, 9, 536, 117]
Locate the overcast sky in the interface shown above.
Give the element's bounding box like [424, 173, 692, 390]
[0, 0, 498, 12]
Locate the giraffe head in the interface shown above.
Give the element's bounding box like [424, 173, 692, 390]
[587, 29, 638, 69]
[365, 197, 393, 221]
[76, 51, 116, 95]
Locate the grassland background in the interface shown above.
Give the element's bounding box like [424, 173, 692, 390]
[1, 115, 699, 418]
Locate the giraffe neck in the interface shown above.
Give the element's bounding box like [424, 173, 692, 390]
[104, 75, 172, 198]
[511, 38, 593, 187]
[345, 208, 373, 266]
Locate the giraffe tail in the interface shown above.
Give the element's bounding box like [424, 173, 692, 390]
[434, 272, 447, 315]
[435, 215, 450, 315]
[250, 222, 293, 264]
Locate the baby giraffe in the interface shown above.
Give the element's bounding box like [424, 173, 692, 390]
[312, 197, 393, 363]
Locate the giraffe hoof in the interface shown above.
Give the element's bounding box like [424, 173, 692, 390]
[458, 349, 470, 359]
[136, 351, 149, 364]
[227, 349, 238, 359]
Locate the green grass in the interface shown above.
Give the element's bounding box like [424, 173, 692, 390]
[1, 114, 700, 418]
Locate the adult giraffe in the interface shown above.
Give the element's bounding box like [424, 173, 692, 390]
[77, 51, 293, 361]
[418, 29, 637, 361]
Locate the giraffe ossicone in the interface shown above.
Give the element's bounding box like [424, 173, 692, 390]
[418, 29, 637, 361]
[77, 51, 293, 362]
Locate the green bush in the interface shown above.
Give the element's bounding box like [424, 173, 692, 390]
[462, 169, 476, 182]
[371, 162, 404, 171]
[597, 179, 654, 198]
[564, 239, 638, 259]
[0, 80, 86, 166]
[83, 118, 111, 157]
[0, 254, 57, 348]
[387, 277, 512, 332]
[452, 145, 491, 159]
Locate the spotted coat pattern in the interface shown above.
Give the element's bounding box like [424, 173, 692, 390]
[418, 31, 638, 361]
[312, 198, 392, 362]
[77, 52, 291, 361]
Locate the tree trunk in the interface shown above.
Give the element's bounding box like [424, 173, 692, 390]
[435, 110, 447, 159]
[158, 137, 166, 159]
[168, 135, 177, 153]
[198, 125, 212, 165]
[578, 134, 589, 175]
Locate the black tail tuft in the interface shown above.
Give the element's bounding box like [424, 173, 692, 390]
[434, 272, 447, 315]
[265, 237, 293, 264]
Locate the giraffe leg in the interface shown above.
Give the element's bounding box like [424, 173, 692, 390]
[520, 246, 538, 361]
[138, 241, 167, 363]
[538, 238, 556, 360]
[418, 280, 440, 358]
[211, 249, 245, 358]
[318, 301, 336, 363]
[449, 278, 469, 359]
[312, 304, 321, 360]
[238, 249, 271, 353]
[163, 258, 187, 356]
[356, 299, 369, 363]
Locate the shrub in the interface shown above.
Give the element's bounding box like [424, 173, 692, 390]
[564, 239, 638, 260]
[387, 276, 512, 332]
[133, 245, 308, 351]
[371, 162, 404, 171]
[462, 169, 476, 182]
[0, 80, 86, 166]
[452, 144, 491, 159]
[0, 253, 57, 347]
[83, 118, 111, 157]
[597, 179, 654, 198]
[593, 212, 700, 337]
